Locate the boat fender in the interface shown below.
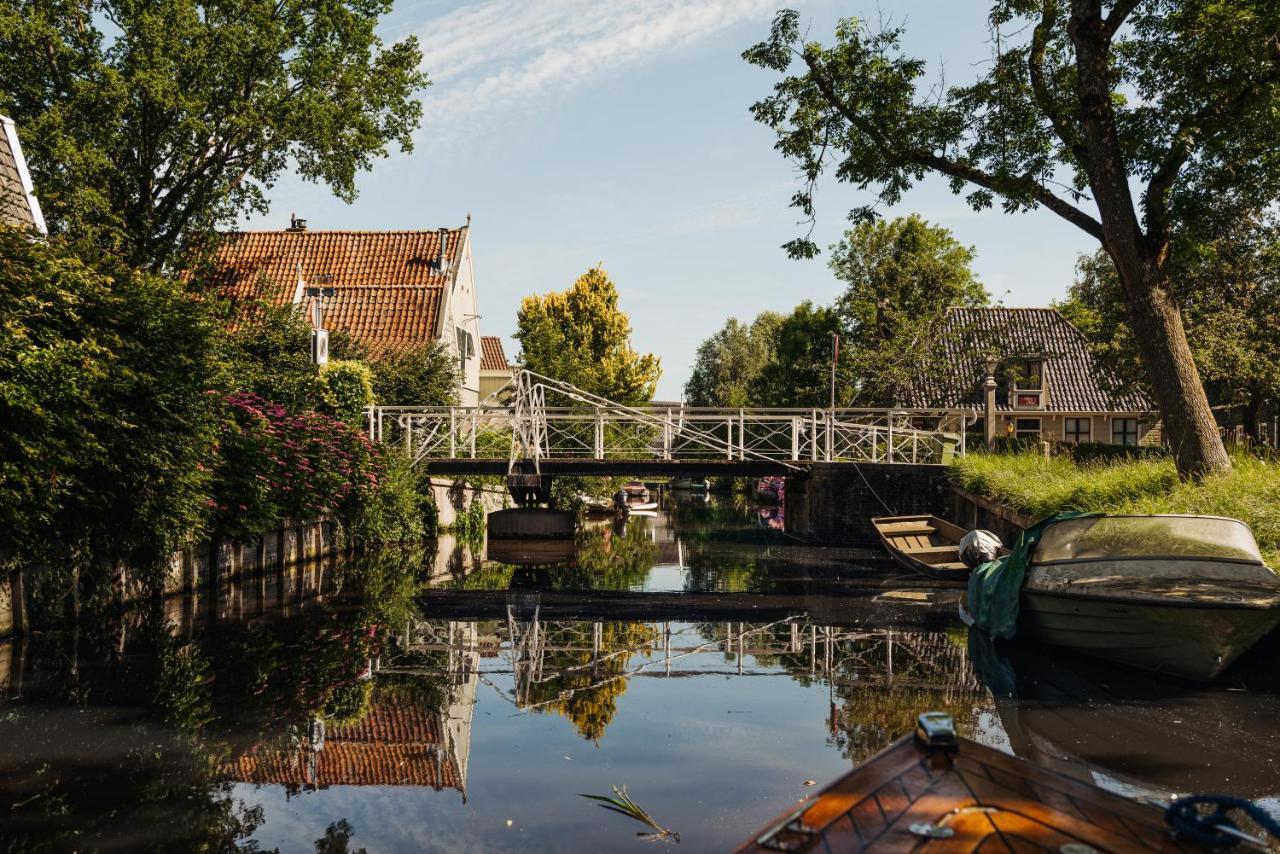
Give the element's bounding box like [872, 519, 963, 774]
[959, 529, 1003, 568]
[1165, 794, 1280, 848]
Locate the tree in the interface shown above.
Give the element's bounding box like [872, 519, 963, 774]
[684, 312, 782, 406]
[1059, 198, 1280, 440]
[744, 3, 1280, 477]
[0, 0, 427, 270]
[515, 267, 661, 405]
[365, 342, 459, 408]
[831, 216, 988, 405]
[751, 301, 849, 407]
[0, 229, 221, 569]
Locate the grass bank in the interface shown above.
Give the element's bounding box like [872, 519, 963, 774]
[950, 451, 1280, 565]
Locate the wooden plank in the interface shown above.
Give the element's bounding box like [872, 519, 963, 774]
[864, 773, 976, 853]
[918, 810, 1009, 853]
[872, 778, 913, 825]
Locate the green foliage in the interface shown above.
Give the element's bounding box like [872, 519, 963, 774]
[217, 300, 321, 411]
[449, 499, 487, 544]
[832, 215, 988, 405]
[366, 341, 459, 406]
[211, 393, 383, 540]
[743, 5, 1280, 259]
[516, 266, 661, 404]
[0, 0, 428, 269]
[0, 229, 221, 567]
[951, 450, 1280, 565]
[320, 360, 375, 423]
[750, 300, 847, 407]
[345, 453, 437, 547]
[684, 312, 782, 406]
[1057, 199, 1280, 435]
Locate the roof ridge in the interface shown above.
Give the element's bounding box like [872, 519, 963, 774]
[219, 227, 468, 236]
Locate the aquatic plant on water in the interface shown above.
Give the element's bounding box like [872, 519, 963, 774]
[579, 785, 680, 843]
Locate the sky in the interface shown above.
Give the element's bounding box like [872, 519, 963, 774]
[242, 0, 1098, 401]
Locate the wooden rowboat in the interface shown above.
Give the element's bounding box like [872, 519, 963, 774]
[872, 515, 978, 580]
[737, 726, 1211, 853]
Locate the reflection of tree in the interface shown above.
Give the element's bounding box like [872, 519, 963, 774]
[3, 545, 433, 850]
[519, 621, 659, 741]
[552, 523, 656, 591]
[315, 819, 368, 854]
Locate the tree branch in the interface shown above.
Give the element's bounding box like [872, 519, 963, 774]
[1029, 0, 1086, 160]
[799, 49, 1106, 242]
[1102, 0, 1142, 40]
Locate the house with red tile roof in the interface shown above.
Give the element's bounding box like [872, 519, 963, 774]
[206, 217, 483, 404]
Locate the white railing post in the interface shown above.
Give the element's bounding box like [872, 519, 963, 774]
[470, 410, 477, 458]
[825, 411, 833, 462]
[449, 408, 456, 457]
[595, 410, 604, 459]
[663, 409, 672, 460]
[887, 411, 895, 462]
[791, 416, 800, 461]
[405, 414, 413, 459]
[367, 407, 376, 441]
[811, 410, 818, 461]
[726, 417, 733, 459]
[738, 409, 746, 460]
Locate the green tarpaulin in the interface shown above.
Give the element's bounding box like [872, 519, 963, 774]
[965, 511, 1100, 640]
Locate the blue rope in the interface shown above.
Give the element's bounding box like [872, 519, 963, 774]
[1165, 795, 1280, 848]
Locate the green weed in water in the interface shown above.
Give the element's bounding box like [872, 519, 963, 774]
[579, 785, 680, 844]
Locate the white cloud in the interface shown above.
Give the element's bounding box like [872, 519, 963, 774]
[412, 0, 787, 134]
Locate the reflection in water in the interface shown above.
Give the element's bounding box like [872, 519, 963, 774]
[1, 497, 1278, 852]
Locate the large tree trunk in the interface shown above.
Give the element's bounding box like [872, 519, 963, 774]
[1108, 251, 1230, 477]
[1069, 2, 1231, 479]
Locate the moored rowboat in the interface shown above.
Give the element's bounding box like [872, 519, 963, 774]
[872, 514, 977, 580]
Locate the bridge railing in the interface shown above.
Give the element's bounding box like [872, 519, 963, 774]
[368, 405, 973, 465]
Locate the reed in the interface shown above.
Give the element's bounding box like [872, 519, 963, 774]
[579, 786, 680, 843]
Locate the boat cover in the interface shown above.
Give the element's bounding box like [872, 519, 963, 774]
[966, 511, 1100, 639]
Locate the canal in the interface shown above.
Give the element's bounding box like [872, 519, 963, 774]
[2, 496, 1278, 851]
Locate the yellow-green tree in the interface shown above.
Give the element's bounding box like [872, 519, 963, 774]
[516, 267, 661, 405]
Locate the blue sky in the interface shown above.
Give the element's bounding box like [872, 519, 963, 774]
[243, 0, 1097, 400]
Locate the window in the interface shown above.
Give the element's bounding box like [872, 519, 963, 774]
[456, 327, 475, 372]
[1112, 418, 1139, 446]
[1064, 417, 1091, 444]
[1015, 418, 1041, 440]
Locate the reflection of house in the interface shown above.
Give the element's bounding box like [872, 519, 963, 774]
[206, 218, 483, 404]
[228, 624, 478, 796]
[905, 307, 1153, 445]
[0, 115, 46, 233]
[479, 335, 514, 400]
[228, 695, 468, 791]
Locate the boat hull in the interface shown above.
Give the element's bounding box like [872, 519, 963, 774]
[1020, 590, 1280, 681]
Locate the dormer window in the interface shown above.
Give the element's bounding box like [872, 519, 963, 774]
[1005, 358, 1045, 409]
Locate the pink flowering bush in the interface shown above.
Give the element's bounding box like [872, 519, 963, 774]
[212, 393, 384, 539]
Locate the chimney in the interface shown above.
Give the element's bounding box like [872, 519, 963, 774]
[288, 213, 307, 232]
[435, 227, 451, 275]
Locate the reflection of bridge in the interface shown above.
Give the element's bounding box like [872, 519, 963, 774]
[380, 614, 981, 711]
[368, 370, 971, 475]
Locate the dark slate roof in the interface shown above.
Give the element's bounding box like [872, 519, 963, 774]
[904, 307, 1151, 412]
[0, 116, 45, 233]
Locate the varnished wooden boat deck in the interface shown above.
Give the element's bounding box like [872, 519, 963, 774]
[737, 735, 1207, 852]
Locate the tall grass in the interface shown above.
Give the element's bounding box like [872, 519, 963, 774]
[950, 450, 1280, 565]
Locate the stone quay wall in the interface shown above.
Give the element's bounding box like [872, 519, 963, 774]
[784, 463, 953, 545]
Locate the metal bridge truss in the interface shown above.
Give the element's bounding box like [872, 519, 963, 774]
[367, 370, 973, 469]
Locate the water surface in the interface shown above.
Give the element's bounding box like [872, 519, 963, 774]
[2, 495, 1277, 852]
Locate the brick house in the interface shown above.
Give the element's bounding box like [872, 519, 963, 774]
[905, 307, 1154, 446]
[206, 217, 483, 404]
[0, 115, 46, 233]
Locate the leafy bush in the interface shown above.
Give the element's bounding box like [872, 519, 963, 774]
[367, 341, 458, 406]
[319, 359, 375, 423]
[450, 498, 487, 543]
[211, 393, 383, 539]
[345, 453, 437, 547]
[0, 229, 221, 567]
